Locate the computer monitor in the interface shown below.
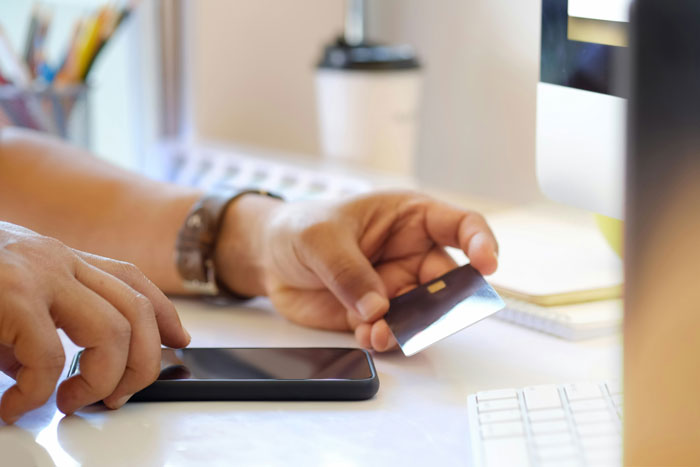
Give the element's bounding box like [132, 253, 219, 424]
[538, 0, 700, 463]
[536, 0, 631, 220]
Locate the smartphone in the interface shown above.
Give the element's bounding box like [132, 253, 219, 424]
[68, 347, 379, 401]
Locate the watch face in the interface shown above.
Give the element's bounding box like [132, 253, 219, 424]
[187, 207, 212, 233]
[177, 205, 218, 293]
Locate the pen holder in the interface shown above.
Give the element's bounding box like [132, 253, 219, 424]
[0, 84, 91, 148]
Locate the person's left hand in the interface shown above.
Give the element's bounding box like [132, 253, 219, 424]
[215, 191, 498, 352]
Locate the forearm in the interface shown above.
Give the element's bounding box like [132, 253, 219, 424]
[0, 128, 201, 293]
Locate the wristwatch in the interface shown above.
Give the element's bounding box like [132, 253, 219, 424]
[175, 189, 282, 298]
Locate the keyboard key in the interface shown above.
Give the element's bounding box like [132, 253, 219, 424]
[481, 421, 525, 439]
[579, 434, 622, 450]
[482, 438, 530, 467]
[584, 447, 622, 465]
[528, 408, 566, 422]
[576, 422, 618, 436]
[582, 461, 621, 467]
[536, 444, 580, 461]
[569, 399, 609, 412]
[531, 420, 569, 435]
[611, 394, 623, 408]
[477, 388, 518, 401]
[564, 382, 602, 401]
[539, 460, 582, 467]
[479, 409, 522, 424]
[573, 410, 614, 424]
[534, 432, 573, 447]
[605, 380, 622, 395]
[478, 399, 520, 412]
[524, 385, 562, 410]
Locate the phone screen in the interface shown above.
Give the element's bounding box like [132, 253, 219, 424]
[156, 348, 374, 381]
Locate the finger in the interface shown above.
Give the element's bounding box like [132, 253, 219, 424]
[268, 285, 351, 331]
[354, 324, 372, 349]
[345, 308, 364, 330]
[75, 251, 190, 348]
[464, 231, 499, 276]
[370, 320, 398, 352]
[0, 344, 21, 380]
[52, 281, 131, 415]
[375, 257, 422, 299]
[423, 202, 499, 275]
[74, 259, 162, 409]
[0, 296, 64, 424]
[374, 252, 449, 299]
[369, 249, 463, 354]
[418, 247, 459, 284]
[300, 230, 389, 322]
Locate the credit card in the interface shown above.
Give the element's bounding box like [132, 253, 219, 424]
[384, 264, 505, 356]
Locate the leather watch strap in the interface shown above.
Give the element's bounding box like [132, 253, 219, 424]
[175, 189, 281, 298]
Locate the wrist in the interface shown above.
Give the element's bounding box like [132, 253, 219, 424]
[213, 192, 283, 297]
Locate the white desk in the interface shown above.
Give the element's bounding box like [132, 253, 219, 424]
[0, 295, 621, 467]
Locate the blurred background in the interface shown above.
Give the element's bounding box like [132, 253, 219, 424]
[0, 0, 542, 203]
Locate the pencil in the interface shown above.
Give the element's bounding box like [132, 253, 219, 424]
[23, 4, 39, 77]
[81, 6, 119, 81]
[31, 9, 52, 80]
[54, 20, 82, 85]
[75, 7, 109, 83]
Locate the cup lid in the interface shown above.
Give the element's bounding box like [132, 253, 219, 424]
[317, 38, 421, 71]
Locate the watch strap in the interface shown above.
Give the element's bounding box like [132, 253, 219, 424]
[175, 189, 281, 298]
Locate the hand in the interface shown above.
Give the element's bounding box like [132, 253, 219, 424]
[0, 222, 190, 424]
[216, 191, 498, 352]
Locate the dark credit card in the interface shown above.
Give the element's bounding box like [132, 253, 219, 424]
[384, 264, 505, 356]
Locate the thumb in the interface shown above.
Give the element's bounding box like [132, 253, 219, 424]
[305, 236, 389, 321]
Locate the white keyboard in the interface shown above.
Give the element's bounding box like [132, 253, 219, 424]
[147, 141, 373, 201]
[467, 381, 623, 467]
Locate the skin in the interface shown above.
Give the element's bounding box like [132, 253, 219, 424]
[0, 128, 498, 423]
[217, 192, 498, 351]
[0, 223, 190, 423]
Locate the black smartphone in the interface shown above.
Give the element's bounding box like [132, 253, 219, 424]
[68, 347, 379, 401]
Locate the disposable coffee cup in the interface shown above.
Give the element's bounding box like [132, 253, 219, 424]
[315, 39, 422, 175]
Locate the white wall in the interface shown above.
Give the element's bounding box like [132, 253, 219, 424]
[369, 0, 543, 202]
[189, 0, 344, 156]
[187, 0, 544, 202]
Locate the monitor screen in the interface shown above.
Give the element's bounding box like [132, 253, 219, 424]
[536, 0, 629, 219]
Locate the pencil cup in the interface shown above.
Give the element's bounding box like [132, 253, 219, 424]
[0, 85, 91, 148]
[315, 40, 422, 175]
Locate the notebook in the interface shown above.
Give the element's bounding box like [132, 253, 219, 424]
[448, 207, 624, 339]
[496, 296, 622, 340]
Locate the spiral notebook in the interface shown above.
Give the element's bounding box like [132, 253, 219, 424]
[496, 296, 622, 340]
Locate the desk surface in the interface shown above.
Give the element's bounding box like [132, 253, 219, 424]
[0, 295, 621, 467]
[0, 177, 621, 466]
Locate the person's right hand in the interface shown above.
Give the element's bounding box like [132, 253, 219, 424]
[0, 222, 190, 424]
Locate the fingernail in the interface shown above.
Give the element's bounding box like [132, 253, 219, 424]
[356, 291, 388, 319]
[112, 394, 132, 409]
[184, 328, 192, 343]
